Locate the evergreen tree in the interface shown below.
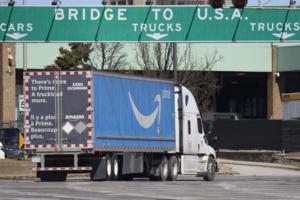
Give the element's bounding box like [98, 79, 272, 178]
[45, 43, 93, 70]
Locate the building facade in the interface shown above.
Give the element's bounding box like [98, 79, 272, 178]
[12, 42, 296, 121]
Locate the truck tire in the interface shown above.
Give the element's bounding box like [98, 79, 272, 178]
[111, 155, 121, 181]
[105, 154, 113, 181]
[38, 171, 67, 182]
[167, 156, 179, 181]
[158, 156, 169, 181]
[203, 156, 216, 181]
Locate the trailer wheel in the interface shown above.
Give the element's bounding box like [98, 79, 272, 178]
[111, 155, 120, 181]
[167, 156, 179, 181]
[158, 156, 169, 181]
[203, 156, 216, 181]
[38, 171, 67, 182]
[105, 154, 112, 181]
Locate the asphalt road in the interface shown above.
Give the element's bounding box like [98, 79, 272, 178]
[0, 172, 300, 200]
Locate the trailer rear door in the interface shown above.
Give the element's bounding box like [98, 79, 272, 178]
[60, 71, 93, 150]
[24, 71, 58, 150]
[24, 71, 93, 152]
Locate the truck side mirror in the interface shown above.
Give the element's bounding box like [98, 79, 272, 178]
[206, 131, 212, 136]
[212, 135, 218, 143]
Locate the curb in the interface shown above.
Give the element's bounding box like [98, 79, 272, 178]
[285, 157, 300, 162]
[218, 150, 280, 163]
[220, 159, 300, 171]
[0, 176, 35, 180]
[217, 172, 239, 176]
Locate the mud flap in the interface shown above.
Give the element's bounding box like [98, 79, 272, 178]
[215, 158, 220, 172]
[90, 156, 107, 181]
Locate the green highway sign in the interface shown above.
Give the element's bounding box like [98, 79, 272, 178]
[0, 6, 300, 42]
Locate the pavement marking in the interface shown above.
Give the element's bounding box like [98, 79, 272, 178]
[217, 182, 236, 190]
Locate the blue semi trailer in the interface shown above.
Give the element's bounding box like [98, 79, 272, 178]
[24, 71, 218, 181]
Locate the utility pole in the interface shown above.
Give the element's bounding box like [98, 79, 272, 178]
[0, 0, 16, 128]
[0, 44, 16, 128]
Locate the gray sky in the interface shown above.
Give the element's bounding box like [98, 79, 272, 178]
[0, 0, 299, 6]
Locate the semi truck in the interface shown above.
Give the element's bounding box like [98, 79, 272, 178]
[24, 70, 218, 182]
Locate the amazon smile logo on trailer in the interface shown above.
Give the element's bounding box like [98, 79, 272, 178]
[128, 92, 161, 134]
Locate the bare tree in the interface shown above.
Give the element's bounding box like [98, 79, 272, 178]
[92, 43, 128, 71]
[135, 43, 223, 119]
[135, 43, 173, 79]
[178, 46, 223, 119]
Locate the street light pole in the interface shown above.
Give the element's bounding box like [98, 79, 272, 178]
[23, 0, 27, 71]
[173, 43, 177, 83]
[173, 0, 178, 83]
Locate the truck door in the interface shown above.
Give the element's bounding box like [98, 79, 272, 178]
[183, 113, 203, 154]
[180, 87, 203, 154]
[60, 71, 93, 150]
[182, 113, 195, 154]
[196, 116, 208, 154]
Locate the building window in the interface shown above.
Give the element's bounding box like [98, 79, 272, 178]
[109, 0, 127, 5]
[188, 120, 191, 135]
[118, 0, 126, 5]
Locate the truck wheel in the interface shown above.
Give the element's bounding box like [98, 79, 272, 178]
[203, 156, 216, 181]
[158, 156, 169, 181]
[167, 156, 179, 181]
[39, 171, 67, 182]
[111, 155, 120, 181]
[105, 154, 112, 181]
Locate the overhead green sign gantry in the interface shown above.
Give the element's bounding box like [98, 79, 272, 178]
[0, 6, 299, 42]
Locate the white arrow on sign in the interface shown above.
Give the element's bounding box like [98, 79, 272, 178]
[272, 32, 295, 40]
[6, 33, 28, 40]
[146, 33, 168, 40]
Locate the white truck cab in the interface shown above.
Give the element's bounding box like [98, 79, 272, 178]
[0, 142, 5, 159]
[175, 85, 218, 181]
